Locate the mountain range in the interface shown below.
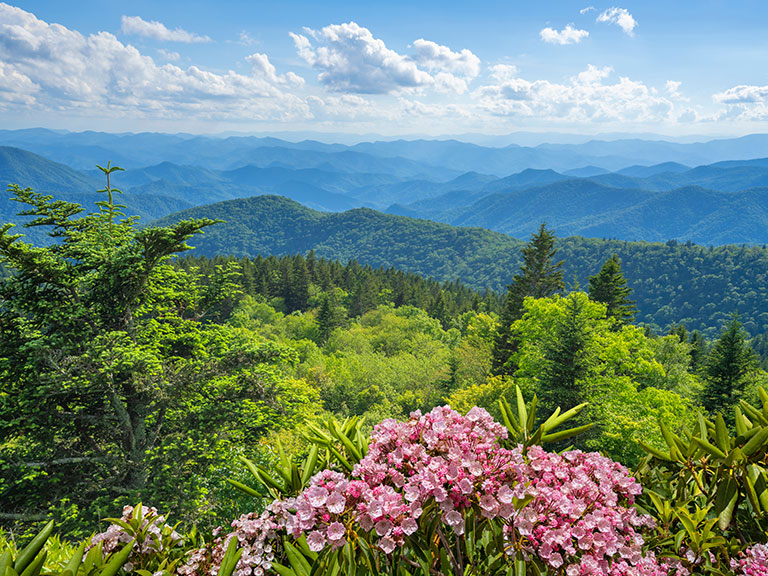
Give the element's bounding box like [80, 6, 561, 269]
[4, 128, 768, 244]
[3, 127, 768, 336]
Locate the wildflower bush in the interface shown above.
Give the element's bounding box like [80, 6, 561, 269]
[4, 391, 768, 575]
[190, 404, 671, 576]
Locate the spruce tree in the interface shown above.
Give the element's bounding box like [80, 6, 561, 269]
[539, 293, 594, 416]
[588, 254, 636, 325]
[491, 223, 564, 374]
[702, 316, 758, 418]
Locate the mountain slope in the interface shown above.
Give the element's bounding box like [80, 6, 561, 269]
[153, 195, 768, 337]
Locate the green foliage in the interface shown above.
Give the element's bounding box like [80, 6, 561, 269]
[157, 196, 768, 339]
[492, 222, 564, 374]
[0, 175, 322, 534]
[702, 316, 760, 421]
[509, 292, 699, 464]
[588, 253, 636, 325]
[637, 389, 768, 571]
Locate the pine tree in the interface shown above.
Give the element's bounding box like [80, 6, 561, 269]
[702, 316, 758, 418]
[588, 254, 636, 325]
[491, 223, 564, 374]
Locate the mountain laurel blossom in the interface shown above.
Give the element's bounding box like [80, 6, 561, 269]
[731, 543, 768, 576]
[182, 406, 679, 575]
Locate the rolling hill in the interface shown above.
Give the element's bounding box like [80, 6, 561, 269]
[153, 195, 768, 337]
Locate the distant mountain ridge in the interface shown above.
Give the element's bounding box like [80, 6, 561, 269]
[4, 130, 768, 245]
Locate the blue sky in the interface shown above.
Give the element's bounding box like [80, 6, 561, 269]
[1, 1, 767, 138]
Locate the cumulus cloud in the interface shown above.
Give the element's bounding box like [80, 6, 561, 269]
[121, 15, 210, 43]
[0, 4, 309, 121]
[290, 22, 474, 94]
[540, 24, 589, 45]
[580, 6, 596, 14]
[596, 7, 637, 36]
[712, 84, 768, 120]
[157, 48, 180, 61]
[290, 23, 432, 94]
[246, 52, 304, 86]
[713, 84, 768, 105]
[409, 39, 480, 78]
[473, 64, 676, 123]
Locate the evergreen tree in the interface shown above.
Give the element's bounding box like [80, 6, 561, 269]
[588, 254, 636, 325]
[316, 289, 347, 343]
[702, 316, 758, 418]
[689, 330, 708, 373]
[286, 255, 310, 313]
[0, 177, 225, 523]
[539, 293, 594, 415]
[491, 223, 564, 374]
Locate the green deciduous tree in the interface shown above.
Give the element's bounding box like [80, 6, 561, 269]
[588, 253, 636, 325]
[491, 223, 564, 374]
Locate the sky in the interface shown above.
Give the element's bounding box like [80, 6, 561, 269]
[1, 1, 768, 139]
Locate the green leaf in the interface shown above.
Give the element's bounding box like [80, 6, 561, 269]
[692, 436, 727, 459]
[637, 440, 671, 461]
[219, 537, 244, 576]
[714, 414, 730, 453]
[284, 540, 311, 576]
[714, 477, 738, 530]
[515, 386, 528, 434]
[227, 478, 261, 497]
[300, 444, 319, 487]
[19, 551, 45, 576]
[13, 520, 52, 575]
[271, 562, 298, 576]
[541, 422, 593, 444]
[0, 551, 13, 576]
[62, 540, 87, 576]
[741, 426, 768, 456]
[100, 540, 134, 576]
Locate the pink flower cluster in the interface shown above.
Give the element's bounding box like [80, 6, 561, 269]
[90, 505, 181, 571]
[509, 446, 665, 576]
[180, 503, 286, 576]
[195, 406, 684, 575]
[731, 543, 768, 576]
[352, 406, 528, 544]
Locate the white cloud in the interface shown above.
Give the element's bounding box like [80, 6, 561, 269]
[712, 84, 768, 120]
[409, 39, 480, 78]
[238, 31, 257, 46]
[157, 48, 180, 61]
[290, 22, 433, 94]
[489, 64, 519, 82]
[121, 15, 210, 43]
[580, 6, 596, 14]
[540, 24, 589, 45]
[290, 22, 473, 94]
[713, 84, 768, 105]
[596, 7, 637, 36]
[246, 52, 305, 86]
[0, 4, 309, 122]
[473, 65, 676, 123]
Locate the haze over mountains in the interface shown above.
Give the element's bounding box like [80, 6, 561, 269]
[4, 129, 768, 245]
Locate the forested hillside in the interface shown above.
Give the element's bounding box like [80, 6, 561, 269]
[3, 179, 768, 576]
[156, 195, 768, 338]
